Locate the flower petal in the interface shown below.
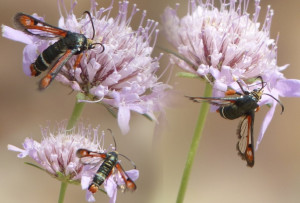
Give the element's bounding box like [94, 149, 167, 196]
[276, 78, 300, 97]
[125, 169, 139, 181]
[2, 25, 33, 44]
[90, 85, 108, 99]
[256, 101, 277, 150]
[7, 144, 28, 158]
[104, 178, 117, 203]
[86, 190, 96, 202]
[22, 44, 39, 76]
[87, 58, 101, 82]
[118, 105, 131, 134]
[81, 175, 92, 190]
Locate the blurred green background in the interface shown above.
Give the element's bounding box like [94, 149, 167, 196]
[1, 0, 300, 202]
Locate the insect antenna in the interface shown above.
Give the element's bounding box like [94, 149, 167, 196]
[237, 76, 266, 94]
[236, 80, 248, 95]
[119, 153, 137, 169]
[255, 76, 267, 91]
[106, 129, 136, 169]
[254, 76, 284, 114]
[92, 42, 105, 53]
[106, 129, 117, 151]
[263, 93, 285, 114]
[83, 11, 105, 53]
[83, 11, 96, 40]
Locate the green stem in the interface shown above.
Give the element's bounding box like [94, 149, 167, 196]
[66, 92, 86, 130]
[176, 83, 213, 203]
[58, 93, 86, 203]
[58, 182, 68, 203]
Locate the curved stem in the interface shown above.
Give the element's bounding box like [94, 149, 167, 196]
[67, 93, 86, 130]
[58, 182, 68, 203]
[176, 83, 213, 203]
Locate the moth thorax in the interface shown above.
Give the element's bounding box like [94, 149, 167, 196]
[87, 38, 95, 49]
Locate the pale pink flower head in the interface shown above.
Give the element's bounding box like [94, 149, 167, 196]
[162, 0, 300, 148]
[2, 0, 171, 134]
[162, 0, 277, 89]
[7, 122, 138, 202]
[8, 122, 104, 184]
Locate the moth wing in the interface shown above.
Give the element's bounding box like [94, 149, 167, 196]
[236, 112, 255, 167]
[186, 96, 238, 107]
[14, 13, 68, 39]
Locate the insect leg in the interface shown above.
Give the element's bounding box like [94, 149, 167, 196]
[73, 53, 83, 70]
[39, 49, 75, 90]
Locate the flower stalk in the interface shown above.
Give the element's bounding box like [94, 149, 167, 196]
[176, 83, 212, 203]
[60, 93, 86, 203]
[58, 182, 68, 203]
[59, 94, 82, 203]
[67, 93, 86, 130]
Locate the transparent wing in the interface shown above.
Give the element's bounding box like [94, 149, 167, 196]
[76, 149, 107, 165]
[14, 13, 67, 39]
[80, 156, 104, 166]
[236, 112, 255, 167]
[186, 96, 237, 106]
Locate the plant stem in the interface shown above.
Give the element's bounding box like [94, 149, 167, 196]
[58, 93, 86, 203]
[58, 182, 68, 203]
[176, 83, 212, 203]
[67, 93, 86, 130]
